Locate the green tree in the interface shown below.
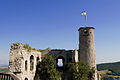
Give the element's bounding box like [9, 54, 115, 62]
[36, 56, 60, 80]
[67, 61, 94, 80]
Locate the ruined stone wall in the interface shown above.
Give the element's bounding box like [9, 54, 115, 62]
[72, 50, 78, 62]
[9, 43, 41, 80]
[43, 49, 78, 67]
[8, 43, 78, 80]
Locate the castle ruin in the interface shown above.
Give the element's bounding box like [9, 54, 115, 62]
[7, 27, 101, 80]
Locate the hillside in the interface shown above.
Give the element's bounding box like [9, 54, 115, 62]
[97, 62, 120, 80]
[0, 66, 8, 73]
[97, 62, 120, 75]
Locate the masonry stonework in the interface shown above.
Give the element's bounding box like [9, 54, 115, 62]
[78, 27, 97, 80]
[9, 43, 41, 80]
[78, 27, 96, 68]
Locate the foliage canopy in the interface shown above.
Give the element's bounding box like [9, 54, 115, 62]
[36, 56, 60, 80]
[67, 61, 95, 80]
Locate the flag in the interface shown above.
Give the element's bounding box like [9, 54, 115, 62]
[81, 11, 86, 15]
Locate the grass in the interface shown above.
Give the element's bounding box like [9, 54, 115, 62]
[98, 70, 120, 80]
[98, 70, 112, 75]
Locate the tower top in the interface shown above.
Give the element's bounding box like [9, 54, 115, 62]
[78, 27, 95, 31]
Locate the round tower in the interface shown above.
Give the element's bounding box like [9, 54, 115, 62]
[78, 27, 96, 68]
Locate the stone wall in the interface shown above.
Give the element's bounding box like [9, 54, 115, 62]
[42, 49, 78, 67]
[8, 43, 79, 80]
[9, 43, 41, 80]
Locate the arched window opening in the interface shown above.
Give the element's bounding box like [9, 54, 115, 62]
[36, 57, 40, 63]
[25, 60, 27, 71]
[37, 57, 39, 61]
[57, 59, 63, 67]
[25, 78, 28, 80]
[30, 55, 34, 71]
[56, 56, 65, 67]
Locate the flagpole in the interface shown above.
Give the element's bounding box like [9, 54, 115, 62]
[81, 10, 87, 27]
[85, 13, 87, 27]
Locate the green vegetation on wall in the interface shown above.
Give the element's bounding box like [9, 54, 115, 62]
[23, 44, 32, 52]
[23, 44, 51, 52]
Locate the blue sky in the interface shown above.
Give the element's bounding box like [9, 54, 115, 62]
[0, 0, 120, 65]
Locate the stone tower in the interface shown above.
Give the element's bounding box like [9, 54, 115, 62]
[78, 27, 97, 80]
[78, 27, 96, 68]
